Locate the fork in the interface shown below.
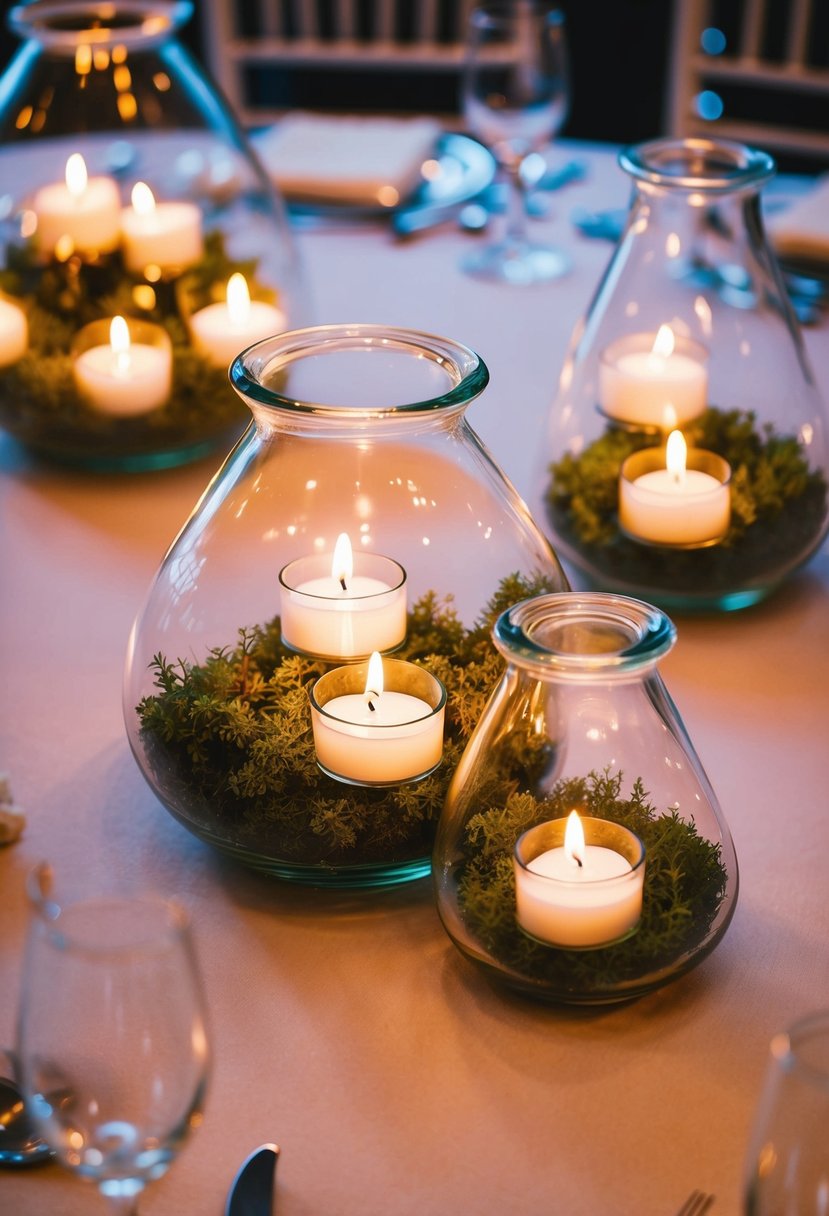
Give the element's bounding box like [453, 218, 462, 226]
[675, 1190, 715, 1216]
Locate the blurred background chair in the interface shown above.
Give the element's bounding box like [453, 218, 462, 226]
[667, 0, 829, 169]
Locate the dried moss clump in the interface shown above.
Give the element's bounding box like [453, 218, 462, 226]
[136, 573, 555, 869]
[454, 769, 729, 994]
[546, 408, 827, 594]
[0, 232, 264, 463]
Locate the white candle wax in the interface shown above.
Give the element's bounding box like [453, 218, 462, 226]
[515, 845, 642, 948]
[33, 155, 121, 256]
[121, 183, 203, 273]
[280, 541, 407, 660]
[619, 432, 731, 547]
[599, 329, 708, 427]
[190, 273, 286, 368]
[310, 656, 445, 785]
[0, 298, 28, 367]
[73, 318, 172, 416]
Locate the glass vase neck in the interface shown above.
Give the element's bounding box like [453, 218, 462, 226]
[619, 136, 775, 199]
[493, 592, 676, 679]
[230, 324, 490, 427]
[8, 1, 193, 51]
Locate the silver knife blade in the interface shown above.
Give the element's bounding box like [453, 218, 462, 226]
[225, 1143, 280, 1216]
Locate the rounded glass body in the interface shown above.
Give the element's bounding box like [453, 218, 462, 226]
[539, 137, 829, 611]
[124, 324, 568, 888]
[0, 1, 304, 470]
[433, 592, 738, 1004]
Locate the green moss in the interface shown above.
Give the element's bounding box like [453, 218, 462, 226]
[453, 769, 729, 993]
[135, 572, 557, 868]
[545, 408, 827, 594]
[0, 232, 271, 462]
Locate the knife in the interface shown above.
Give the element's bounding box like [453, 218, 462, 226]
[225, 1143, 280, 1216]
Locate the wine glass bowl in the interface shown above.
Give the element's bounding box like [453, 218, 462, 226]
[16, 866, 210, 1213]
[461, 1, 570, 284]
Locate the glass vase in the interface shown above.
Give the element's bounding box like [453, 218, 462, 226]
[124, 324, 569, 888]
[0, 0, 305, 471]
[432, 591, 738, 1004]
[539, 137, 829, 612]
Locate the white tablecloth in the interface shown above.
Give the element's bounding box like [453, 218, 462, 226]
[2, 140, 829, 1216]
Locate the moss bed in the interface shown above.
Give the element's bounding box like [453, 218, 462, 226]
[0, 232, 262, 464]
[545, 407, 827, 596]
[135, 573, 555, 869]
[451, 770, 730, 994]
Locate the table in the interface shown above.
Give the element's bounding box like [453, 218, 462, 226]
[2, 140, 828, 1216]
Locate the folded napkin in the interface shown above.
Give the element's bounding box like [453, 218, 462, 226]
[767, 174, 829, 263]
[252, 113, 442, 207]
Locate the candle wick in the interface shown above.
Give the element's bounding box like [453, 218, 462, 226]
[339, 577, 347, 592]
[367, 698, 376, 713]
[574, 854, 583, 868]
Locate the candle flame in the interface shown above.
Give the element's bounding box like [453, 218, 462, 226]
[666, 429, 687, 482]
[110, 315, 131, 374]
[652, 324, 675, 359]
[226, 272, 251, 327]
[65, 153, 88, 198]
[131, 181, 156, 216]
[564, 811, 585, 869]
[662, 403, 678, 432]
[364, 650, 384, 711]
[331, 532, 353, 591]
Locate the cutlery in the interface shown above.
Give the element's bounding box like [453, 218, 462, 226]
[674, 1190, 715, 1216]
[225, 1143, 280, 1216]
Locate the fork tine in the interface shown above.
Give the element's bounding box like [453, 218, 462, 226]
[675, 1191, 716, 1216]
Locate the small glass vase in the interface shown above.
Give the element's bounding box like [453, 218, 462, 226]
[539, 136, 829, 612]
[124, 324, 568, 888]
[0, 0, 305, 471]
[432, 591, 738, 1004]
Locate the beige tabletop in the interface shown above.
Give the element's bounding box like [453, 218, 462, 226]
[2, 140, 829, 1216]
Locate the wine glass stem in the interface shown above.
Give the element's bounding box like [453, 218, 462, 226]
[105, 1195, 141, 1216]
[504, 165, 528, 247]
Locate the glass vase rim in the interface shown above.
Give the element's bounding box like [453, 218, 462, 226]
[493, 591, 676, 674]
[771, 1009, 829, 1092]
[229, 323, 490, 420]
[8, 0, 193, 50]
[619, 136, 776, 195]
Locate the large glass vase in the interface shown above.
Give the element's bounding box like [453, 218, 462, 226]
[124, 324, 569, 887]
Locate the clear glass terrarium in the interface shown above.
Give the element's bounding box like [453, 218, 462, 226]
[539, 137, 829, 612]
[433, 592, 738, 1004]
[0, 0, 304, 470]
[124, 324, 569, 888]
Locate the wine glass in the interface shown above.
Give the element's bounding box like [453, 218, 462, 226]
[461, 1, 570, 284]
[16, 864, 210, 1215]
[743, 1010, 829, 1215]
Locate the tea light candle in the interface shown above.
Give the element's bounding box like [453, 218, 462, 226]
[280, 533, 407, 660]
[619, 430, 731, 547]
[190, 273, 286, 368]
[121, 181, 203, 273]
[310, 653, 446, 786]
[599, 326, 708, 427]
[0, 298, 27, 366]
[33, 153, 121, 256]
[514, 812, 645, 949]
[73, 315, 172, 416]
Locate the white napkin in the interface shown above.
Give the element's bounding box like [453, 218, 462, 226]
[252, 113, 442, 207]
[767, 174, 829, 262]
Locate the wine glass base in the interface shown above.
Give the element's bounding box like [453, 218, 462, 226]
[460, 240, 570, 285]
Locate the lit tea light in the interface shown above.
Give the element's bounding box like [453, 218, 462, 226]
[514, 811, 645, 949]
[72, 315, 172, 416]
[619, 429, 731, 547]
[310, 652, 446, 786]
[599, 326, 708, 428]
[0, 297, 28, 367]
[32, 153, 121, 256]
[121, 181, 203, 273]
[189, 273, 286, 368]
[279, 533, 407, 661]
